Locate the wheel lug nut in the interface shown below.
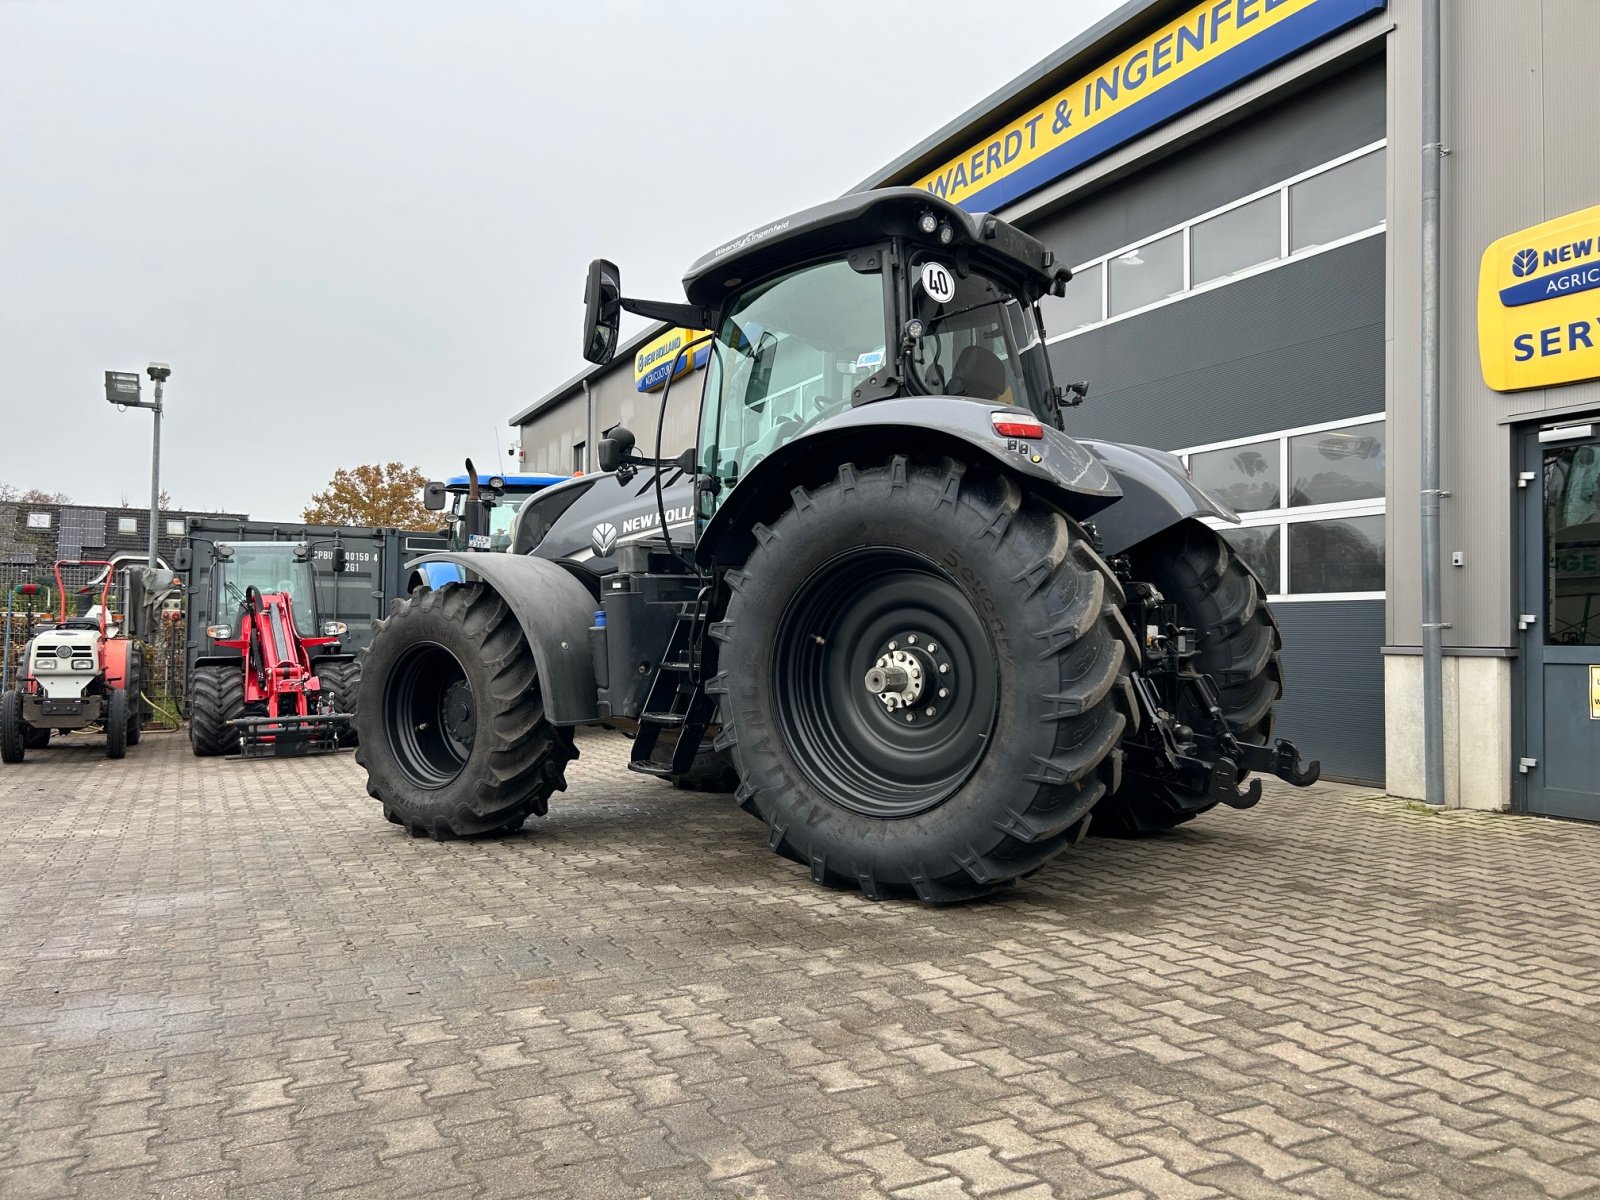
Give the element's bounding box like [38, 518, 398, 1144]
[938, 688, 948, 698]
[939, 663, 949, 674]
[907, 634, 917, 644]
[906, 712, 915, 722]
[888, 641, 897, 650]
[927, 643, 938, 653]
[924, 706, 935, 716]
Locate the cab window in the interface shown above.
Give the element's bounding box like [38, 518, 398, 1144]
[904, 256, 1054, 419]
[699, 257, 887, 509]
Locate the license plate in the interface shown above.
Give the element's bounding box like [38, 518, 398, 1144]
[467, 534, 492, 550]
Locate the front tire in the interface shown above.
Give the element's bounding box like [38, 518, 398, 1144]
[105, 689, 128, 759]
[354, 584, 577, 838]
[189, 664, 245, 757]
[713, 457, 1135, 903]
[1, 690, 26, 763]
[1096, 520, 1283, 835]
[316, 660, 361, 748]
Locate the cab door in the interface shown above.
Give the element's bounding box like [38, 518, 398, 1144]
[1519, 422, 1600, 820]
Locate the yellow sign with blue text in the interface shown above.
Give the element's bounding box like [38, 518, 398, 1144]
[1479, 204, 1600, 392]
[912, 0, 1384, 212]
[634, 327, 710, 394]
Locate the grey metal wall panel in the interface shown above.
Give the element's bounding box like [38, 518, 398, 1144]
[1274, 598, 1386, 785]
[1023, 57, 1385, 268]
[1052, 236, 1384, 450]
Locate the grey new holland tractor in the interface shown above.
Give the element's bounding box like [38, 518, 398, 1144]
[354, 188, 1318, 903]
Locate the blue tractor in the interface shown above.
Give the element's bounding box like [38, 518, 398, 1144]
[408, 466, 568, 593]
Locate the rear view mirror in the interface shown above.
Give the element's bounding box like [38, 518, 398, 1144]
[597, 425, 636, 474]
[423, 481, 447, 511]
[331, 544, 347, 572]
[174, 544, 192, 572]
[582, 258, 622, 365]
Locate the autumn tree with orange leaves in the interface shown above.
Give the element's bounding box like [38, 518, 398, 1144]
[302, 462, 433, 529]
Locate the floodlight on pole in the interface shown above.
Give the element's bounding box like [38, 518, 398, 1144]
[105, 364, 170, 570]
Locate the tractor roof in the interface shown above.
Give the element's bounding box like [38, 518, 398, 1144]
[681, 186, 1060, 309]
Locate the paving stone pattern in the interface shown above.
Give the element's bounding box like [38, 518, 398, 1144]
[3, 730, 1600, 1198]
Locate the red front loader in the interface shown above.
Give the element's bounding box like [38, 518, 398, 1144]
[192, 585, 351, 757]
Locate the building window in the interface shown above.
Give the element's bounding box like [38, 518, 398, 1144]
[1289, 420, 1385, 506]
[1188, 439, 1280, 513]
[1191, 193, 1279, 285]
[166, 519, 184, 536]
[1289, 148, 1386, 253]
[1045, 142, 1386, 342]
[572, 441, 586, 474]
[1180, 414, 1385, 600]
[1288, 515, 1385, 594]
[117, 517, 137, 534]
[1109, 231, 1182, 317]
[26, 512, 50, 530]
[1221, 524, 1281, 591]
[1041, 261, 1103, 334]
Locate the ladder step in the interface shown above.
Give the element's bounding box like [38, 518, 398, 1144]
[627, 759, 674, 778]
[642, 711, 687, 726]
[659, 660, 693, 671]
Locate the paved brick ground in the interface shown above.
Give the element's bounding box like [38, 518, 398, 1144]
[2, 730, 1600, 1198]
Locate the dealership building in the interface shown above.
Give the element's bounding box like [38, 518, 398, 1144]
[510, 0, 1600, 822]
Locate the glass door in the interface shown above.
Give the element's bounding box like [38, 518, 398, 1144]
[1520, 424, 1600, 821]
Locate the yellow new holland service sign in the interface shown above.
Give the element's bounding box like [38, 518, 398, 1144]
[1479, 203, 1600, 392]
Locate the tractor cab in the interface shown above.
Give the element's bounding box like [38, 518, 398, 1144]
[199, 541, 347, 649]
[425, 473, 569, 555]
[581, 190, 1085, 542]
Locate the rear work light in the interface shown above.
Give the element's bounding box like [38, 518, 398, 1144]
[991, 413, 1045, 440]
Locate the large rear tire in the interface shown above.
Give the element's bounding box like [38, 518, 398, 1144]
[713, 456, 1135, 903]
[1096, 519, 1282, 835]
[354, 584, 577, 838]
[189, 664, 245, 757]
[1, 690, 26, 764]
[105, 689, 128, 759]
[316, 660, 361, 748]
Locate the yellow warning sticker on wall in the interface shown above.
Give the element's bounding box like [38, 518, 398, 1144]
[1591, 664, 1600, 720]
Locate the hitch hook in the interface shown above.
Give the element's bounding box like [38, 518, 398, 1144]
[1208, 758, 1262, 809]
[1273, 739, 1321, 787]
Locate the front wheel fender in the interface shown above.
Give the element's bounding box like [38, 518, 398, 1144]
[403, 553, 598, 724]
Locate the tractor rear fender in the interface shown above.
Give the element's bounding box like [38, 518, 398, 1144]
[403, 553, 599, 725]
[1079, 440, 1239, 556]
[695, 395, 1121, 567]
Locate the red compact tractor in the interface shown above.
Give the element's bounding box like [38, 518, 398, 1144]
[1, 560, 146, 762]
[188, 583, 352, 757]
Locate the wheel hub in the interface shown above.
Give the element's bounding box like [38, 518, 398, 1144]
[441, 679, 476, 747]
[863, 634, 954, 721]
[864, 648, 925, 710]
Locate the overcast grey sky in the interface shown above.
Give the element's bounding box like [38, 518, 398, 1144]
[2, 0, 1121, 517]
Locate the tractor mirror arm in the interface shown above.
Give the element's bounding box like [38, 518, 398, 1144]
[619, 297, 714, 330]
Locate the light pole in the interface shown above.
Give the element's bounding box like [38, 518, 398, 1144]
[105, 363, 170, 569]
[145, 363, 169, 569]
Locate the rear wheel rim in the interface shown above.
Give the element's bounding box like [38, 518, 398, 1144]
[385, 641, 474, 788]
[771, 549, 998, 819]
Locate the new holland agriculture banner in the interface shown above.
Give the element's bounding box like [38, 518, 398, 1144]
[634, 327, 710, 394]
[1479, 204, 1600, 392]
[914, 0, 1386, 212]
